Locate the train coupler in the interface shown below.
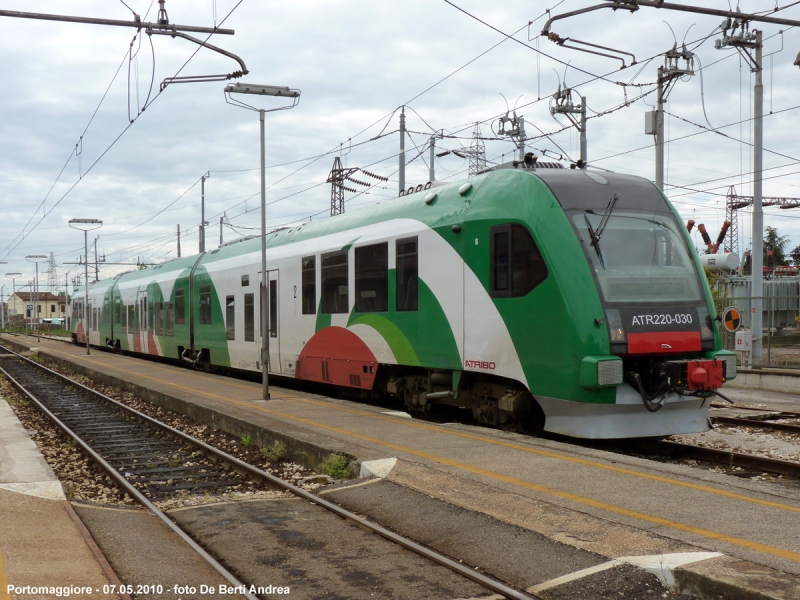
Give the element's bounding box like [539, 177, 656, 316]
[662, 359, 725, 391]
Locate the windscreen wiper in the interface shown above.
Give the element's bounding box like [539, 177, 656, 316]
[584, 214, 605, 269]
[584, 193, 619, 269]
[595, 193, 619, 239]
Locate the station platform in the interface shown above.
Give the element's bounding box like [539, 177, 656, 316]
[3, 334, 800, 599]
[0, 360, 124, 600]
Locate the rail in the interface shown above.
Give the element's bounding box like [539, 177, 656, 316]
[0, 345, 534, 600]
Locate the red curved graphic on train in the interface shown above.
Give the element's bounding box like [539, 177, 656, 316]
[296, 326, 378, 390]
[75, 322, 86, 345]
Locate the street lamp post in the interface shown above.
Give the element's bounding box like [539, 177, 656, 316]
[225, 82, 300, 401]
[5, 273, 22, 334]
[69, 219, 103, 355]
[25, 255, 48, 342]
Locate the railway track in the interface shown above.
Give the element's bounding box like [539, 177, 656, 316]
[654, 440, 800, 479]
[0, 345, 533, 600]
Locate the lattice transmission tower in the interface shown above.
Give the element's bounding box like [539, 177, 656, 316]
[726, 186, 800, 255]
[327, 157, 388, 216]
[46, 252, 59, 294]
[466, 123, 487, 176]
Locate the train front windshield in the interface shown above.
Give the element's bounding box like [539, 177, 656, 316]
[570, 210, 703, 304]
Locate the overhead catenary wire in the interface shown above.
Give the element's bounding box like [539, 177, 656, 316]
[0, 0, 245, 262]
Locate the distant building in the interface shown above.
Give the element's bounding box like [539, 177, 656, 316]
[8, 292, 67, 323]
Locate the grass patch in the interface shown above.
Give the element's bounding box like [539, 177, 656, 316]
[240, 434, 254, 447]
[260, 442, 287, 462]
[318, 453, 352, 480]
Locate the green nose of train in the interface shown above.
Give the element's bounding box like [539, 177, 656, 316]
[70, 162, 735, 440]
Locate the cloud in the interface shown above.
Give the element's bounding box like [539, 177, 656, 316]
[1, 0, 800, 285]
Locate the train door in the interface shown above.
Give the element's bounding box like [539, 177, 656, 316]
[258, 270, 281, 373]
[138, 290, 149, 354]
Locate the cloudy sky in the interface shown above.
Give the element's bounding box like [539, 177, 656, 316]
[1, 0, 800, 294]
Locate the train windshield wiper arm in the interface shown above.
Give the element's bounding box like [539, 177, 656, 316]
[584, 214, 605, 269]
[584, 193, 619, 270]
[594, 193, 619, 239]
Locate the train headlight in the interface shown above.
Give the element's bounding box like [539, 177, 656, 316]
[580, 356, 624, 388]
[697, 306, 714, 344]
[604, 308, 626, 343]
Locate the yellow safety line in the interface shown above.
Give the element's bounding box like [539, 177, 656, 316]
[58, 346, 800, 515]
[0, 545, 12, 600]
[33, 342, 800, 562]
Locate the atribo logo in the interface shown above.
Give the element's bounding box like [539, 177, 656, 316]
[465, 360, 496, 369]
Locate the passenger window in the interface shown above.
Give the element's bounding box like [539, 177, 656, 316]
[302, 256, 316, 315]
[103, 298, 110, 323]
[490, 224, 547, 297]
[226, 296, 235, 340]
[244, 293, 254, 341]
[127, 305, 135, 332]
[355, 243, 388, 312]
[175, 288, 186, 325]
[165, 302, 174, 337]
[321, 251, 348, 314]
[241, 274, 250, 287]
[269, 280, 278, 338]
[155, 302, 164, 336]
[396, 237, 418, 312]
[199, 284, 212, 324]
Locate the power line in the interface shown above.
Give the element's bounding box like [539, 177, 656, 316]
[0, 0, 245, 261]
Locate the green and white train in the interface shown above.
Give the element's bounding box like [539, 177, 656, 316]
[71, 162, 736, 439]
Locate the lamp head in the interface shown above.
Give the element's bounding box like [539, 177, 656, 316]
[6, 273, 22, 277]
[25, 255, 48, 260]
[795, 51, 800, 67]
[68, 219, 102, 224]
[225, 83, 300, 98]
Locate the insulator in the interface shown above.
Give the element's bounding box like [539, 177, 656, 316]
[697, 224, 712, 246]
[716, 221, 731, 244]
[686, 219, 695, 233]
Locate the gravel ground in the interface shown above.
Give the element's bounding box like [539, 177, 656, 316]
[672, 422, 800, 463]
[540, 564, 699, 600]
[0, 374, 136, 506]
[0, 362, 334, 510]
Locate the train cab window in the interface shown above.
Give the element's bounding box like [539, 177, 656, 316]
[321, 251, 348, 314]
[302, 256, 316, 315]
[226, 296, 235, 340]
[103, 298, 110, 323]
[175, 288, 186, 325]
[490, 224, 548, 297]
[396, 237, 418, 312]
[244, 293, 255, 341]
[165, 302, 174, 337]
[355, 243, 388, 312]
[148, 301, 155, 330]
[199, 285, 212, 325]
[114, 298, 122, 325]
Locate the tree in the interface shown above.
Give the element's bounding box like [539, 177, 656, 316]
[789, 244, 800, 266]
[764, 226, 790, 266]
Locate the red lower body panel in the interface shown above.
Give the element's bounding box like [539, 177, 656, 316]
[296, 326, 378, 390]
[627, 331, 701, 354]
